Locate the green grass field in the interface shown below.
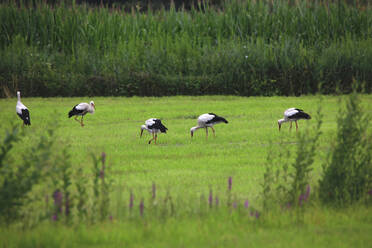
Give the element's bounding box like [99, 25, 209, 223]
[1, 95, 372, 247]
[1, 207, 372, 248]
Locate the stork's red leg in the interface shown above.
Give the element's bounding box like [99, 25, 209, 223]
[155, 134, 157, 144]
[205, 127, 209, 139]
[295, 121, 298, 131]
[211, 127, 216, 137]
[289, 122, 292, 131]
[74, 116, 81, 125]
[148, 133, 155, 144]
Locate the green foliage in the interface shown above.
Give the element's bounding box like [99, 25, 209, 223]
[0, 125, 20, 166]
[319, 91, 372, 206]
[75, 166, 89, 221]
[0, 122, 114, 226]
[287, 105, 322, 205]
[1, 206, 372, 247]
[0, 0, 372, 97]
[263, 101, 322, 216]
[91, 152, 112, 222]
[0, 125, 55, 224]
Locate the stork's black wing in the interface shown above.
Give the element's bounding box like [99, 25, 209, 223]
[151, 119, 168, 133]
[18, 109, 31, 125]
[68, 105, 85, 118]
[288, 111, 311, 120]
[207, 113, 228, 124]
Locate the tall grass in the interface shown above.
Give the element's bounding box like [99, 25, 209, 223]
[1, 0, 372, 97]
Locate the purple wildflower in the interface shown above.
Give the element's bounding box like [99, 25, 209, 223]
[139, 199, 144, 217]
[53, 190, 63, 213]
[52, 214, 58, 221]
[298, 194, 304, 207]
[255, 211, 260, 219]
[304, 185, 311, 201]
[100, 152, 106, 179]
[228, 177, 232, 191]
[208, 189, 213, 208]
[129, 192, 134, 210]
[101, 152, 106, 164]
[250, 211, 254, 217]
[109, 215, 113, 221]
[152, 182, 156, 200]
[99, 169, 104, 179]
[232, 201, 237, 209]
[244, 200, 249, 209]
[299, 185, 311, 206]
[65, 195, 70, 216]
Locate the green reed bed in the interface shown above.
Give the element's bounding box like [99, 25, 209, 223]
[1, 0, 372, 97]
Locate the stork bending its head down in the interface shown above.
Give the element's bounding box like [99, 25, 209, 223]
[140, 118, 168, 144]
[190, 113, 228, 138]
[278, 108, 311, 131]
[68, 101, 95, 127]
[16, 91, 31, 126]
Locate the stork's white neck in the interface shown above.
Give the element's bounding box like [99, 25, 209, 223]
[17, 91, 21, 101]
[190, 126, 203, 136]
[278, 118, 287, 125]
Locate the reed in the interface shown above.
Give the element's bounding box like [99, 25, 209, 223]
[0, 0, 371, 97]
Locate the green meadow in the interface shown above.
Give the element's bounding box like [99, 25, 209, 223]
[0, 95, 346, 196]
[1, 95, 372, 247]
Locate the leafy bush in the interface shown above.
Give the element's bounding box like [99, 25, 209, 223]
[0, 123, 113, 226]
[0, 125, 55, 224]
[319, 90, 372, 206]
[263, 102, 322, 217]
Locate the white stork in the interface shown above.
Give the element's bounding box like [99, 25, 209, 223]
[68, 101, 95, 127]
[278, 108, 311, 131]
[190, 113, 228, 138]
[16, 91, 31, 126]
[140, 118, 168, 144]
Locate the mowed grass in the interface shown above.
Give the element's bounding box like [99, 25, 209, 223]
[1, 95, 372, 247]
[1, 95, 371, 198]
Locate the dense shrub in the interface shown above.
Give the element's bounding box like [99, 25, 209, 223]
[0, 125, 55, 224]
[0, 124, 112, 226]
[318, 91, 372, 206]
[263, 102, 322, 216]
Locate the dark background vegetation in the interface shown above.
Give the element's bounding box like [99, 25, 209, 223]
[1, 0, 371, 98]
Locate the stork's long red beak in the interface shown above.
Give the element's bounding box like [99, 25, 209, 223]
[191, 131, 193, 138]
[140, 129, 144, 138]
[278, 123, 281, 132]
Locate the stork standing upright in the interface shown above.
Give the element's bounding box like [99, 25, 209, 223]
[190, 113, 228, 138]
[16, 91, 31, 126]
[278, 108, 311, 131]
[68, 101, 95, 127]
[140, 118, 168, 144]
